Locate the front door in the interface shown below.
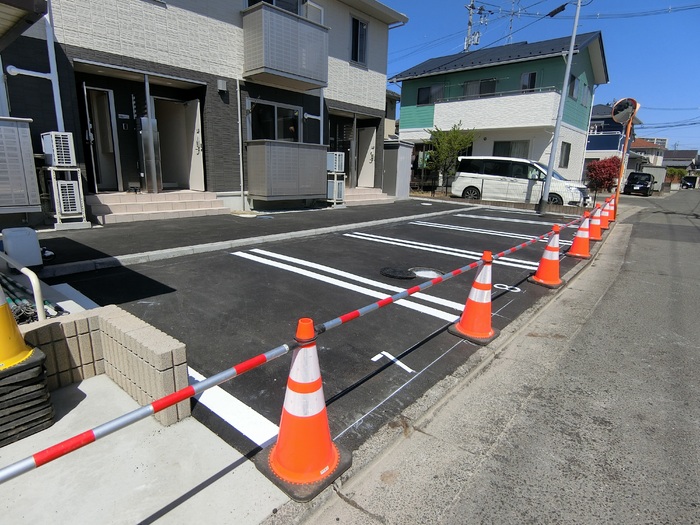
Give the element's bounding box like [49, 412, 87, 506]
[154, 98, 205, 190]
[84, 86, 122, 192]
[357, 127, 376, 187]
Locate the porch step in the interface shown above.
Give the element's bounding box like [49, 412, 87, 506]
[86, 191, 229, 225]
[343, 187, 395, 206]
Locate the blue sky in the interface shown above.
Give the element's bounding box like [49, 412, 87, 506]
[381, 0, 700, 150]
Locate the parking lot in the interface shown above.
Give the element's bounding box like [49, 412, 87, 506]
[45, 205, 586, 456]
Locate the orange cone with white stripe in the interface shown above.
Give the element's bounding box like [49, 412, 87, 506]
[268, 318, 342, 491]
[448, 251, 499, 345]
[567, 212, 591, 259]
[589, 205, 603, 241]
[600, 199, 611, 230]
[608, 195, 617, 222]
[528, 225, 563, 288]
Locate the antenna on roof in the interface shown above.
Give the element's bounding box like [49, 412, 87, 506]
[507, 0, 521, 44]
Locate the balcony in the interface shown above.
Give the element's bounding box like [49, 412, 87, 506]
[433, 88, 562, 131]
[246, 140, 327, 200]
[242, 2, 328, 92]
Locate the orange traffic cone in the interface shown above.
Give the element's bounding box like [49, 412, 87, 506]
[263, 317, 350, 502]
[608, 195, 617, 222]
[589, 205, 603, 241]
[0, 286, 34, 370]
[448, 251, 499, 345]
[567, 212, 591, 259]
[600, 199, 611, 230]
[528, 225, 563, 288]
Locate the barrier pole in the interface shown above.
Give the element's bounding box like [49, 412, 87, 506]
[0, 342, 296, 485]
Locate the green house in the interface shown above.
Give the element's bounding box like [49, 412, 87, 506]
[391, 31, 609, 182]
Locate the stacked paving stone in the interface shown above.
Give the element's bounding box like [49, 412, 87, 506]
[0, 348, 54, 448]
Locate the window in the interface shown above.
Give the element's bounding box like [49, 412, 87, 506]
[559, 142, 571, 168]
[493, 140, 529, 158]
[248, 100, 301, 142]
[568, 75, 580, 100]
[589, 121, 604, 133]
[520, 72, 537, 93]
[457, 158, 484, 173]
[351, 17, 368, 65]
[417, 84, 444, 106]
[464, 78, 497, 99]
[247, 0, 300, 14]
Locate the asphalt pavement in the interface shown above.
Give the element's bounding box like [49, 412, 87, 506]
[2, 192, 697, 524]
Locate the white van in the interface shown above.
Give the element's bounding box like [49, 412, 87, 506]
[450, 156, 589, 207]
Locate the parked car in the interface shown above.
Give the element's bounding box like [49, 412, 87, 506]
[681, 176, 696, 189]
[450, 156, 589, 206]
[622, 172, 655, 196]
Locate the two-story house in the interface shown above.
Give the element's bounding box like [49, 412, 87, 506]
[391, 31, 609, 183]
[0, 0, 407, 224]
[629, 138, 665, 167]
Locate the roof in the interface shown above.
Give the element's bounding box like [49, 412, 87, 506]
[386, 89, 401, 101]
[390, 31, 608, 85]
[631, 138, 665, 150]
[0, 0, 47, 52]
[341, 0, 407, 25]
[664, 149, 698, 160]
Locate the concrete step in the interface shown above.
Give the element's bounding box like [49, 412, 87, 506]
[343, 187, 394, 206]
[95, 207, 230, 225]
[85, 191, 217, 206]
[89, 199, 224, 216]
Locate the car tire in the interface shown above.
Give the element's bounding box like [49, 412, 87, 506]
[462, 187, 481, 200]
[547, 193, 564, 205]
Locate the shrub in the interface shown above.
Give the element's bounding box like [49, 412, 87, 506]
[586, 157, 621, 192]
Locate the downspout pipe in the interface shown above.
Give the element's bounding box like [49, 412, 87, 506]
[236, 79, 245, 211]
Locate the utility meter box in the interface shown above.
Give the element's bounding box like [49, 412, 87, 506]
[2, 227, 42, 268]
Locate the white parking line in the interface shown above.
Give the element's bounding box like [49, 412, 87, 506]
[188, 367, 279, 447]
[343, 232, 540, 270]
[409, 220, 573, 246]
[232, 251, 459, 322]
[454, 213, 578, 227]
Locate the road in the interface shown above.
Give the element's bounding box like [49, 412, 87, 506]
[293, 190, 700, 524]
[47, 205, 585, 458]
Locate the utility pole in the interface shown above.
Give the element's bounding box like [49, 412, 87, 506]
[537, 0, 582, 214]
[464, 2, 488, 51]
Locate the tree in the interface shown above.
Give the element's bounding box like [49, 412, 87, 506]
[424, 122, 476, 194]
[586, 156, 621, 192]
[666, 167, 685, 184]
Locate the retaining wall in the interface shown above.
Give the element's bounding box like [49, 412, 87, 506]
[19, 305, 190, 426]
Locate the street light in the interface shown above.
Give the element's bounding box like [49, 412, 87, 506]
[537, 0, 582, 214]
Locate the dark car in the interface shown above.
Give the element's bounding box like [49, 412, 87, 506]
[623, 172, 655, 196]
[681, 176, 696, 189]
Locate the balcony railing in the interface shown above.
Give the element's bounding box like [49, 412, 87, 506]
[434, 85, 558, 104]
[242, 2, 328, 92]
[246, 140, 327, 200]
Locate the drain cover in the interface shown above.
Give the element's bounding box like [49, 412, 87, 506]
[380, 267, 416, 280]
[409, 267, 444, 279]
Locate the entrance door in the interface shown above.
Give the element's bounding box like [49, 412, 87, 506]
[154, 98, 205, 190]
[84, 86, 122, 192]
[357, 127, 376, 187]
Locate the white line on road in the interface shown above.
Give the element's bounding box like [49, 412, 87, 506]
[232, 251, 459, 322]
[188, 367, 279, 447]
[372, 351, 415, 373]
[343, 232, 540, 270]
[455, 213, 578, 228]
[409, 220, 573, 246]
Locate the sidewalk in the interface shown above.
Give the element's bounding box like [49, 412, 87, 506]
[0, 198, 623, 524]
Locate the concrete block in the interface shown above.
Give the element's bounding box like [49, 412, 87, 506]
[176, 399, 192, 420]
[78, 333, 93, 365]
[90, 331, 104, 360]
[152, 368, 176, 399]
[155, 406, 179, 426]
[55, 339, 72, 372]
[50, 322, 64, 342]
[37, 324, 53, 345]
[75, 317, 90, 335]
[23, 330, 39, 347]
[60, 319, 77, 338]
[95, 359, 105, 375]
[174, 363, 189, 391]
[88, 314, 101, 332]
[172, 343, 187, 366]
[65, 336, 81, 368]
[46, 374, 59, 392]
[43, 344, 58, 376]
[81, 362, 96, 379]
[58, 370, 72, 388]
[71, 366, 84, 383]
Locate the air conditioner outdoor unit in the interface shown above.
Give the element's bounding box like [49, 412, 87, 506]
[327, 152, 345, 173]
[56, 180, 82, 215]
[41, 132, 76, 167]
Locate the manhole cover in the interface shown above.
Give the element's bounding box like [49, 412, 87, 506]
[409, 267, 444, 279]
[380, 267, 416, 280]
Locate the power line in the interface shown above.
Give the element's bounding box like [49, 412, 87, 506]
[517, 3, 700, 19]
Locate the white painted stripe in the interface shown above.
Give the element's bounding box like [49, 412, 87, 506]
[410, 221, 573, 246]
[250, 248, 465, 311]
[543, 250, 559, 261]
[188, 367, 278, 446]
[283, 389, 326, 418]
[233, 251, 458, 322]
[455, 213, 578, 228]
[344, 232, 539, 271]
[372, 351, 415, 373]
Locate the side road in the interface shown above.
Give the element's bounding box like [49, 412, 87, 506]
[265, 191, 700, 524]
